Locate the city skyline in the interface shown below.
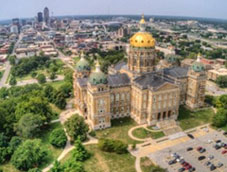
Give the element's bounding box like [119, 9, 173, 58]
[0, 0, 227, 20]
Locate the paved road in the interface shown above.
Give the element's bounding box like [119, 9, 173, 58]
[0, 61, 11, 87]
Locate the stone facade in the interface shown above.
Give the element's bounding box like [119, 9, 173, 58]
[73, 16, 206, 130]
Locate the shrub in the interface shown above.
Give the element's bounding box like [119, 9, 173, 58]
[89, 130, 96, 137]
[64, 114, 89, 142]
[98, 138, 128, 154]
[11, 139, 48, 171]
[72, 139, 90, 161]
[28, 168, 42, 172]
[212, 108, 227, 128]
[37, 74, 46, 84]
[49, 128, 67, 148]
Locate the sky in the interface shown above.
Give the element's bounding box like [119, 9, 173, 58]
[0, 0, 227, 20]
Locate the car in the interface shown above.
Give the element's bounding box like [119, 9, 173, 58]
[182, 162, 189, 167]
[208, 155, 214, 160]
[224, 131, 227, 135]
[179, 159, 185, 164]
[221, 150, 227, 154]
[205, 161, 211, 166]
[217, 162, 223, 168]
[168, 160, 176, 165]
[178, 167, 185, 172]
[187, 147, 193, 151]
[197, 146, 202, 151]
[199, 148, 206, 153]
[189, 167, 196, 172]
[213, 144, 221, 150]
[187, 133, 194, 139]
[208, 139, 213, 144]
[221, 143, 227, 147]
[198, 156, 206, 161]
[210, 164, 216, 171]
[216, 140, 221, 143]
[184, 165, 192, 170]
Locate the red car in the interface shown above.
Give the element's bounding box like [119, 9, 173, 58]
[222, 150, 227, 154]
[184, 165, 192, 170]
[197, 147, 202, 151]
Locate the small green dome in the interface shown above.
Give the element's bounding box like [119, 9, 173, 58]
[165, 54, 178, 63]
[88, 61, 107, 85]
[192, 61, 205, 72]
[192, 54, 205, 72]
[75, 54, 90, 71]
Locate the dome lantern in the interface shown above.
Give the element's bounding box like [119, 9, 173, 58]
[191, 53, 205, 72]
[75, 51, 90, 71]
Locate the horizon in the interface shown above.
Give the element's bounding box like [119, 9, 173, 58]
[1, 0, 227, 21]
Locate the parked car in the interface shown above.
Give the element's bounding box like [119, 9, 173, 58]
[215, 140, 221, 143]
[223, 131, 227, 135]
[208, 140, 213, 144]
[210, 164, 216, 171]
[217, 162, 223, 168]
[205, 161, 211, 166]
[221, 150, 227, 154]
[189, 167, 196, 172]
[168, 159, 176, 165]
[187, 133, 194, 139]
[187, 147, 193, 151]
[199, 148, 206, 153]
[197, 147, 202, 151]
[179, 159, 185, 165]
[208, 155, 214, 160]
[198, 156, 206, 161]
[178, 167, 185, 172]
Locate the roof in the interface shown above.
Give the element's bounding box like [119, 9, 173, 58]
[77, 78, 88, 87]
[133, 73, 168, 90]
[108, 73, 130, 87]
[114, 61, 126, 71]
[163, 67, 188, 79]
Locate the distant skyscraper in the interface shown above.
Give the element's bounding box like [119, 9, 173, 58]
[44, 7, 50, 25]
[37, 12, 43, 22]
[12, 18, 20, 32]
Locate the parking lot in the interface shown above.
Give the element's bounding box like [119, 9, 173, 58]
[148, 130, 227, 172]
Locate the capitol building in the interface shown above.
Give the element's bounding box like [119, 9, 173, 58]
[73, 16, 206, 130]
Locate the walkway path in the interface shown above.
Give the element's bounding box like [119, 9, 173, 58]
[42, 108, 98, 172]
[0, 61, 11, 88]
[128, 125, 152, 142]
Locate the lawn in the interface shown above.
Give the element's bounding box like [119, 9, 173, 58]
[0, 70, 4, 80]
[132, 128, 165, 139]
[62, 144, 136, 172]
[46, 80, 67, 89]
[0, 122, 64, 172]
[95, 117, 141, 144]
[222, 125, 227, 132]
[178, 106, 215, 130]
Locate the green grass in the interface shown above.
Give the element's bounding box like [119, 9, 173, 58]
[0, 123, 64, 172]
[132, 128, 165, 139]
[46, 80, 66, 89]
[50, 103, 63, 115]
[141, 157, 165, 172]
[96, 117, 141, 144]
[178, 106, 215, 130]
[62, 144, 136, 172]
[0, 70, 4, 80]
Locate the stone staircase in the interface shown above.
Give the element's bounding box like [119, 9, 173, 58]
[157, 120, 182, 136]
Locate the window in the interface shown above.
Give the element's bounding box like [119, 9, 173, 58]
[111, 94, 114, 102]
[158, 103, 161, 109]
[163, 101, 166, 108]
[116, 93, 119, 101]
[121, 93, 125, 101]
[159, 95, 162, 101]
[143, 102, 146, 109]
[127, 93, 130, 100]
[164, 94, 167, 100]
[143, 94, 147, 101]
[153, 104, 156, 110]
[153, 96, 156, 102]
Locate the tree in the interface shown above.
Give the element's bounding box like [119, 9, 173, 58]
[15, 96, 53, 123]
[216, 76, 227, 88]
[216, 95, 227, 109]
[9, 77, 17, 86]
[50, 72, 57, 80]
[37, 74, 46, 84]
[98, 138, 128, 154]
[31, 72, 37, 78]
[0, 147, 11, 164]
[9, 136, 23, 152]
[15, 113, 43, 138]
[49, 128, 67, 148]
[64, 114, 89, 142]
[11, 139, 48, 171]
[59, 83, 72, 98]
[53, 91, 67, 109]
[8, 55, 16, 65]
[63, 160, 85, 172]
[50, 161, 64, 172]
[72, 139, 90, 161]
[212, 108, 227, 128]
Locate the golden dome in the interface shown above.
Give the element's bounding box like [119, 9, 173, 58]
[140, 14, 146, 24]
[130, 32, 155, 47]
